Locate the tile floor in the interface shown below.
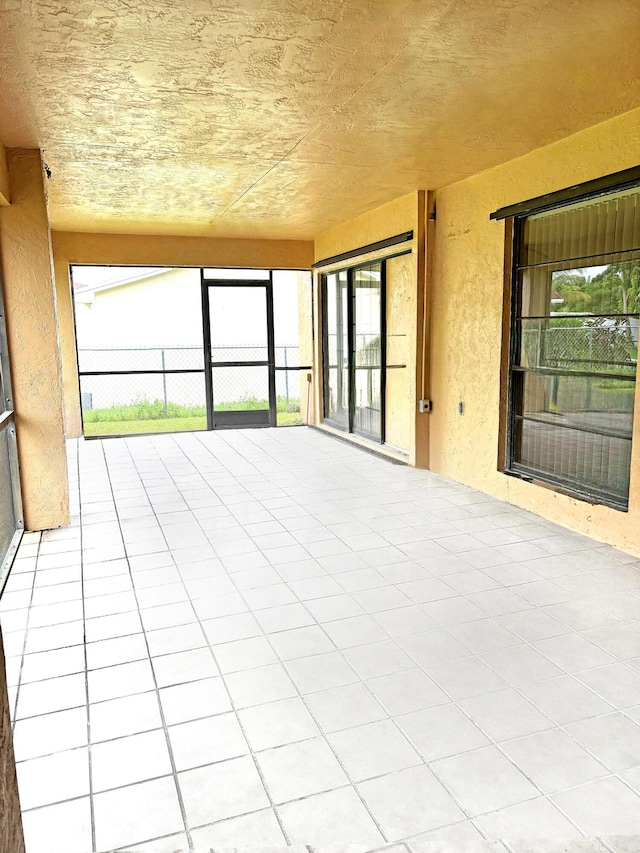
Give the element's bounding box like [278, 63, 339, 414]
[2, 427, 640, 853]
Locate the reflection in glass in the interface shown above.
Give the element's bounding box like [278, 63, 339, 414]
[518, 317, 638, 376]
[520, 258, 640, 318]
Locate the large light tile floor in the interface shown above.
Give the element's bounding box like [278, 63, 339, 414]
[2, 427, 640, 853]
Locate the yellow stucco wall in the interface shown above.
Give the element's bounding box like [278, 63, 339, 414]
[53, 253, 82, 438]
[385, 252, 416, 453]
[51, 231, 314, 437]
[297, 273, 314, 424]
[313, 192, 421, 463]
[0, 149, 69, 530]
[0, 142, 10, 206]
[429, 106, 640, 555]
[314, 193, 418, 262]
[52, 231, 314, 270]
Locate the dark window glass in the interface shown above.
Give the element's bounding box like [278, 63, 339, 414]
[509, 187, 640, 508]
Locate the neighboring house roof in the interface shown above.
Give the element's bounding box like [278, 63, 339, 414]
[73, 267, 176, 296]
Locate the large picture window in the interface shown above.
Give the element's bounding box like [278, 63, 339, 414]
[507, 185, 640, 509]
[322, 261, 386, 443]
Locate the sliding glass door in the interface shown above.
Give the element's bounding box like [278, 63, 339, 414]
[353, 264, 384, 440]
[323, 270, 349, 430]
[322, 261, 385, 443]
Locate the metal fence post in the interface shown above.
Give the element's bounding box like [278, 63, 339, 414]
[284, 346, 289, 404]
[161, 349, 168, 417]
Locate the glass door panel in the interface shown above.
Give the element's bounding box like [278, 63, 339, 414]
[324, 271, 349, 429]
[206, 281, 275, 428]
[353, 264, 383, 441]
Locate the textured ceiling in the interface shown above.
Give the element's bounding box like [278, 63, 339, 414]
[0, 0, 639, 239]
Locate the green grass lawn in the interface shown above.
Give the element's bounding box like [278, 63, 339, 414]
[83, 416, 207, 436]
[82, 397, 302, 436]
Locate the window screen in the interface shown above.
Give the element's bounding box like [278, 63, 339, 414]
[509, 187, 640, 508]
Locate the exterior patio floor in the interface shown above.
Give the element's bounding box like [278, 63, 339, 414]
[2, 427, 640, 852]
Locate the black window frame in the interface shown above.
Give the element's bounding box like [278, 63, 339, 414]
[499, 177, 640, 511]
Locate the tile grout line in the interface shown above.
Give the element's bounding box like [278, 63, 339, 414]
[13, 430, 640, 845]
[161, 438, 630, 837]
[188, 432, 636, 831]
[9, 529, 43, 733]
[120, 433, 293, 848]
[77, 441, 99, 853]
[162, 431, 438, 842]
[98, 437, 194, 852]
[142, 433, 306, 846]
[162, 429, 640, 840]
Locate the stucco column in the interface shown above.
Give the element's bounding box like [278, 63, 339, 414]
[0, 149, 69, 530]
[53, 255, 83, 438]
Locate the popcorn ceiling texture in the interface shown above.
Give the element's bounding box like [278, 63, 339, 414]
[0, 0, 639, 238]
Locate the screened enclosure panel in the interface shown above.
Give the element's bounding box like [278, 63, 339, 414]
[74, 267, 204, 371]
[204, 268, 270, 280]
[209, 286, 269, 363]
[273, 270, 303, 367]
[271, 270, 313, 370]
[211, 365, 270, 427]
[80, 373, 207, 436]
[74, 266, 312, 436]
[73, 266, 206, 438]
[276, 370, 305, 426]
[78, 345, 204, 373]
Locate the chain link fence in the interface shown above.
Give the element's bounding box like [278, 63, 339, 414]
[79, 345, 304, 435]
[521, 321, 638, 418]
[522, 320, 639, 375]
